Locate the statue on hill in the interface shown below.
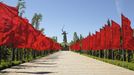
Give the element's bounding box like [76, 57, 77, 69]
[62, 26, 67, 43]
[61, 25, 68, 50]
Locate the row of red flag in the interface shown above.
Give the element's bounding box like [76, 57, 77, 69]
[70, 14, 134, 51]
[0, 2, 61, 50]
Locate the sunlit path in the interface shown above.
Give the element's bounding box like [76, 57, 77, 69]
[0, 51, 134, 75]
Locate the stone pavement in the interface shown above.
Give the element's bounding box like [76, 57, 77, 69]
[0, 51, 134, 75]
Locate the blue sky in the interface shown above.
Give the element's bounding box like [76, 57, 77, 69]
[2, 0, 134, 43]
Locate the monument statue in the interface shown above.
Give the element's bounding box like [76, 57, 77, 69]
[62, 28, 67, 43]
[61, 25, 68, 50]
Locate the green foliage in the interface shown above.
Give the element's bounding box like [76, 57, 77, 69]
[12, 61, 21, 66]
[0, 60, 12, 70]
[61, 42, 68, 47]
[80, 53, 134, 71]
[17, 0, 26, 17]
[31, 13, 43, 30]
[69, 40, 74, 45]
[73, 32, 79, 42]
[40, 28, 45, 34]
[88, 32, 91, 36]
[107, 19, 111, 26]
[52, 36, 58, 42]
[79, 34, 83, 40]
[0, 46, 58, 70]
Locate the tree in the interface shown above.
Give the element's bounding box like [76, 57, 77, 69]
[31, 13, 42, 30]
[31, 13, 37, 27]
[69, 40, 74, 45]
[40, 28, 45, 34]
[79, 34, 83, 40]
[89, 32, 91, 36]
[17, 0, 26, 17]
[52, 36, 58, 42]
[107, 19, 111, 26]
[73, 32, 79, 42]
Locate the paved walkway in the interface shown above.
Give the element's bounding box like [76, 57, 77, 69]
[0, 51, 134, 75]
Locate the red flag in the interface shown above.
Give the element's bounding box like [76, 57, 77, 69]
[0, 2, 18, 20]
[127, 37, 134, 50]
[100, 28, 106, 50]
[111, 20, 121, 49]
[0, 2, 18, 46]
[92, 34, 96, 50]
[87, 35, 91, 50]
[26, 24, 41, 49]
[11, 17, 29, 48]
[96, 31, 101, 50]
[0, 14, 15, 46]
[81, 38, 85, 50]
[0, 2, 18, 16]
[89, 35, 93, 50]
[33, 34, 46, 50]
[121, 14, 133, 50]
[76, 41, 81, 50]
[71, 41, 81, 51]
[81, 37, 89, 50]
[45, 37, 54, 50]
[52, 42, 61, 50]
[105, 25, 112, 49]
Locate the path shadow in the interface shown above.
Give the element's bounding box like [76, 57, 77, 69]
[11, 66, 25, 69]
[18, 71, 55, 74]
[30, 55, 59, 63]
[30, 60, 47, 63]
[10, 64, 57, 70]
[46, 57, 58, 59]
[33, 62, 57, 65]
[0, 71, 56, 74]
[45, 55, 59, 59]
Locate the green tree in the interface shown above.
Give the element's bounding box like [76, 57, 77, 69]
[69, 40, 74, 45]
[89, 32, 91, 36]
[17, 0, 26, 17]
[31, 13, 42, 30]
[79, 34, 83, 40]
[107, 19, 111, 26]
[40, 28, 45, 33]
[52, 36, 58, 42]
[73, 32, 79, 42]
